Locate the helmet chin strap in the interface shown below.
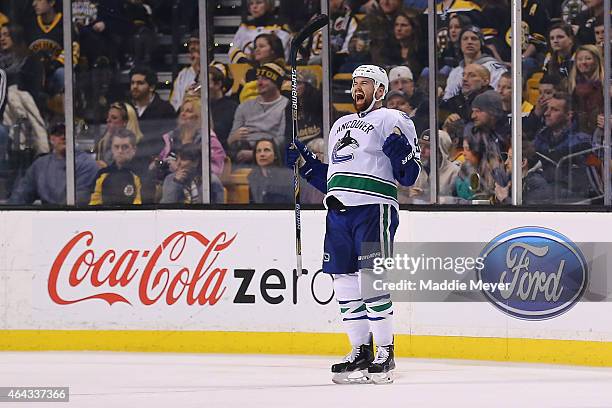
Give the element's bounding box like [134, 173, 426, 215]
[355, 82, 384, 117]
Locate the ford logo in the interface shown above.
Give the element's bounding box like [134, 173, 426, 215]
[477, 227, 588, 320]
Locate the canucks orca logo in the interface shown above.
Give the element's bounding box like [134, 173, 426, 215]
[332, 130, 359, 164]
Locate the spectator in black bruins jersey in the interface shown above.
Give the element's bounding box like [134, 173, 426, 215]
[542, 22, 577, 84]
[229, 0, 291, 64]
[89, 128, 142, 205]
[571, 0, 604, 47]
[27, 0, 79, 98]
[480, 0, 549, 82]
[427, 0, 483, 49]
[477, 0, 510, 63]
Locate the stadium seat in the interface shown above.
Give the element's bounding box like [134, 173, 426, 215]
[220, 156, 251, 203]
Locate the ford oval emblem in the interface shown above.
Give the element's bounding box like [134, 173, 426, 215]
[477, 227, 588, 320]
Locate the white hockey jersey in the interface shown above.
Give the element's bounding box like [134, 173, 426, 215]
[326, 108, 421, 210]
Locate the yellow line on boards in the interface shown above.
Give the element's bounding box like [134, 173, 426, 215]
[1, 330, 611, 367]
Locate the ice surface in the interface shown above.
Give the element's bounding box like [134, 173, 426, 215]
[1, 352, 611, 407]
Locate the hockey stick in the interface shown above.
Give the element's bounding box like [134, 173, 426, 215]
[289, 14, 329, 277]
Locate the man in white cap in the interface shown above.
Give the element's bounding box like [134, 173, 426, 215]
[286, 64, 421, 385]
[388, 65, 415, 99]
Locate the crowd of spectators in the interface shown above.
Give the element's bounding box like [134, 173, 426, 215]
[0, 0, 323, 206]
[363, 0, 609, 205]
[0, 0, 610, 207]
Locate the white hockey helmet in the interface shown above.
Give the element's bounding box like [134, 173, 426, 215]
[351, 64, 389, 115]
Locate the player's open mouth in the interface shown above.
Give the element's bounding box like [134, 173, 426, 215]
[355, 94, 365, 102]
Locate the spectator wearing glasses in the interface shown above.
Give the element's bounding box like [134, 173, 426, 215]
[8, 123, 98, 205]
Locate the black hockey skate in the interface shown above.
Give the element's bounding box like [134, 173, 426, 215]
[368, 344, 395, 384]
[331, 335, 374, 384]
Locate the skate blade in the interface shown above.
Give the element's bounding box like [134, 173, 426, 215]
[332, 370, 372, 385]
[371, 370, 395, 385]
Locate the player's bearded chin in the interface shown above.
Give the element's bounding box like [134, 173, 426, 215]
[352, 90, 370, 112]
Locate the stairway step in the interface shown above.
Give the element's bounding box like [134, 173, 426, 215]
[213, 15, 241, 27]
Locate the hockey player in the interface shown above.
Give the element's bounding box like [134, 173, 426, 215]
[286, 65, 421, 384]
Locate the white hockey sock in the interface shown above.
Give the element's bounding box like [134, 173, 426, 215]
[333, 273, 371, 347]
[364, 294, 394, 346]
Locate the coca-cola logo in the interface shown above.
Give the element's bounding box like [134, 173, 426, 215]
[48, 231, 236, 306]
[477, 227, 588, 320]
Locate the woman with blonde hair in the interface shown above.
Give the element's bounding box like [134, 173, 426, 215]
[568, 44, 604, 134]
[155, 95, 225, 183]
[95, 102, 143, 167]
